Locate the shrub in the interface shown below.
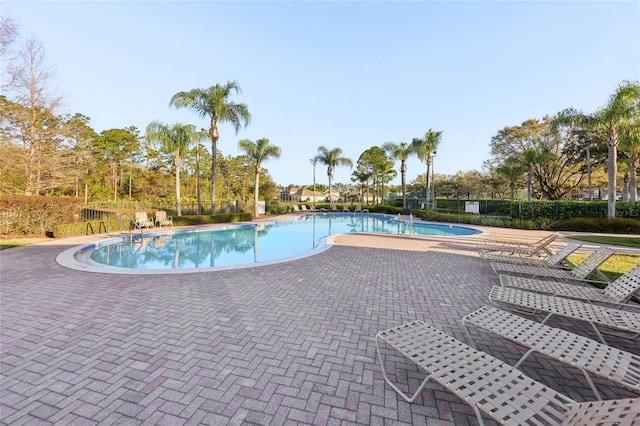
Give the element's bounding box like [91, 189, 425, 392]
[0, 195, 83, 236]
[266, 203, 289, 214]
[172, 213, 253, 226]
[552, 218, 640, 233]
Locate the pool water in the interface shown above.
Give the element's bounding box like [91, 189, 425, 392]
[78, 214, 480, 272]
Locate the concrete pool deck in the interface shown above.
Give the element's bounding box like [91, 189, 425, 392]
[1, 220, 639, 425]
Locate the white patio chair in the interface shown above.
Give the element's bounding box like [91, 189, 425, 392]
[462, 306, 640, 400]
[490, 246, 615, 283]
[480, 242, 582, 267]
[488, 285, 640, 344]
[154, 210, 173, 228]
[375, 320, 639, 425]
[498, 263, 640, 306]
[134, 211, 154, 229]
[477, 233, 558, 257]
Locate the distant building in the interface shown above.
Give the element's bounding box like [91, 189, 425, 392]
[280, 187, 326, 203]
[346, 190, 374, 203]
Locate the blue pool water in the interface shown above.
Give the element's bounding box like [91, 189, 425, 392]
[73, 214, 480, 272]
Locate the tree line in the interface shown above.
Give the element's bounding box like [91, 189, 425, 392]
[1, 16, 638, 219]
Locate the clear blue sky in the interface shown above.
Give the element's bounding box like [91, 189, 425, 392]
[4, 1, 639, 188]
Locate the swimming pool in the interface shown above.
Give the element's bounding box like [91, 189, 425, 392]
[59, 214, 481, 274]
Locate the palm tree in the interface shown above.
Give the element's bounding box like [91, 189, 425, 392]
[315, 146, 353, 209]
[194, 128, 209, 214]
[238, 138, 281, 217]
[351, 169, 371, 206]
[382, 141, 414, 212]
[145, 121, 197, 216]
[554, 81, 640, 217]
[170, 81, 251, 213]
[412, 129, 443, 207]
[495, 157, 525, 200]
[377, 159, 397, 205]
[619, 119, 640, 202]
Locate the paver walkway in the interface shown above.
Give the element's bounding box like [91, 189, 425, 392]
[1, 224, 638, 425]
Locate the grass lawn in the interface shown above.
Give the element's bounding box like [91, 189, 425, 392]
[567, 234, 640, 248]
[568, 253, 639, 282]
[0, 238, 50, 250]
[565, 234, 640, 280]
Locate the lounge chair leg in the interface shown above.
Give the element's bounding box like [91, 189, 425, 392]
[581, 369, 603, 401]
[472, 406, 486, 426]
[460, 320, 478, 349]
[375, 335, 432, 403]
[540, 313, 554, 325]
[588, 322, 607, 345]
[514, 349, 536, 369]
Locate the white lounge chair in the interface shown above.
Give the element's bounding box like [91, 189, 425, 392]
[300, 204, 308, 212]
[134, 212, 154, 229]
[462, 306, 640, 400]
[480, 242, 582, 267]
[490, 246, 615, 283]
[342, 205, 350, 212]
[292, 204, 300, 212]
[477, 233, 558, 257]
[154, 210, 173, 228]
[488, 285, 640, 344]
[375, 320, 640, 425]
[499, 263, 640, 306]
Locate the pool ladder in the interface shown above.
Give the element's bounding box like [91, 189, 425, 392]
[397, 214, 415, 235]
[105, 212, 144, 239]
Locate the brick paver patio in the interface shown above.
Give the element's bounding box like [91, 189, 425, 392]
[1, 223, 638, 425]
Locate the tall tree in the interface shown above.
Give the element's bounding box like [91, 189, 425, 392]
[377, 159, 397, 204]
[315, 146, 353, 209]
[495, 157, 525, 200]
[170, 81, 251, 213]
[97, 128, 140, 202]
[491, 118, 585, 200]
[382, 141, 414, 212]
[0, 16, 19, 90]
[619, 115, 640, 202]
[351, 169, 371, 205]
[64, 113, 99, 201]
[237, 138, 281, 217]
[412, 129, 442, 207]
[356, 146, 389, 205]
[554, 81, 640, 216]
[145, 121, 198, 216]
[2, 37, 63, 195]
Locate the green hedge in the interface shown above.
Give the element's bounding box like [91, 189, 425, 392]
[0, 195, 83, 236]
[507, 200, 640, 220]
[551, 218, 640, 233]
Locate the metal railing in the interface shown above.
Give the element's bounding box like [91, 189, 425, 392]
[106, 212, 143, 239]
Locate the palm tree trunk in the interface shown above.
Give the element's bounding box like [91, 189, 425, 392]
[176, 163, 182, 217]
[401, 160, 407, 213]
[209, 121, 219, 215]
[211, 139, 217, 214]
[425, 159, 431, 204]
[254, 169, 260, 217]
[328, 166, 333, 209]
[328, 173, 333, 209]
[630, 147, 638, 202]
[607, 128, 618, 218]
[196, 139, 201, 214]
